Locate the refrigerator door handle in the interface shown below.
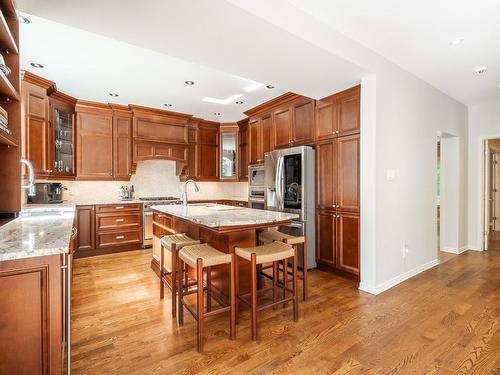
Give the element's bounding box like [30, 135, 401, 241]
[279, 157, 285, 210]
[275, 157, 282, 208]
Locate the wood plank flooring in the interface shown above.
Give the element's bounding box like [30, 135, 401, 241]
[72, 246, 500, 374]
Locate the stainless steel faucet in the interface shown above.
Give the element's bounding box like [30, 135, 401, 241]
[182, 179, 199, 206]
[21, 158, 36, 197]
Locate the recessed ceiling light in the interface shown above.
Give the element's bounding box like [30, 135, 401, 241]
[164, 103, 172, 107]
[185, 80, 195, 85]
[30, 62, 43, 68]
[235, 100, 243, 105]
[109, 93, 119, 97]
[449, 38, 464, 46]
[266, 84, 275, 89]
[474, 66, 487, 75]
[19, 15, 30, 24]
[214, 112, 221, 116]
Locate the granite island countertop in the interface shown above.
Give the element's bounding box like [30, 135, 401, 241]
[150, 203, 298, 230]
[0, 205, 75, 261]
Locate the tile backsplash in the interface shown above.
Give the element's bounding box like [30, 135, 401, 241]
[41, 160, 248, 204]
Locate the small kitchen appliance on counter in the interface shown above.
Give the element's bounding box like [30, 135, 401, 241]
[27, 182, 66, 204]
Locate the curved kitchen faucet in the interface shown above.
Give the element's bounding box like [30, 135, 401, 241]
[182, 179, 199, 206]
[21, 158, 36, 197]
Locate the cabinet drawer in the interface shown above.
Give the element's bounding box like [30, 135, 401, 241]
[96, 213, 142, 231]
[95, 203, 142, 214]
[153, 211, 172, 228]
[97, 230, 142, 248]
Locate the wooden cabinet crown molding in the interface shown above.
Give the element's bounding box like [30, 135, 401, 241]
[75, 100, 114, 115]
[49, 90, 77, 105]
[129, 104, 193, 123]
[21, 70, 56, 93]
[109, 103, 132, 117]
[244, 92, 301, 117]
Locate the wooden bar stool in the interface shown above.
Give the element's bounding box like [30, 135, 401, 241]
[259, 229, 308, 301]
[159, 234, 200, 318]
[235, 241, 298, 341]
[177, 243, 236, 353]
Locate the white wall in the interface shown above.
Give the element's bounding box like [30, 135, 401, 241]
[228, 1, 469, 294]
[468, 95, 500, 250]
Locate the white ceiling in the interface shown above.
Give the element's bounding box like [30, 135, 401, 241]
[285, 0, 500, 105]
[18, 0, 498, 109]
[17, 0, 365, 121]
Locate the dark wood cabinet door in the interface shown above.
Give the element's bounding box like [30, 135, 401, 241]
[261, 113, 273, 156]
[76, 205, 95, 251]
[197, 123, 219, 180]
[316, 210, 336, 266]
[337, 134, 360, 213]
[113, 116, 132, 180]
[316, 141, 336, 209]
[291, 98, 314, 145]
[336, 212, 360, 275]
[273, 107, 291, 148]
[0, 255, 62, 375]
[25, 89, 49, 177]
[338, 86, 360, 136]
[315, 99, 337, 140]
[76, 112, 114, 179]
[238, 121, 249, 180]
[249, 118, 262, 165]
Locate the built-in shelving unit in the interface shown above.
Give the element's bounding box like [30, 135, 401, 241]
[0, 0, 22, 214]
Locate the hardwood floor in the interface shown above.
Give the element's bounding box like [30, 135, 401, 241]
[72, 248, 500, 374]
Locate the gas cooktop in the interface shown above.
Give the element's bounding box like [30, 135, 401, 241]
[139, 196, 180, 201]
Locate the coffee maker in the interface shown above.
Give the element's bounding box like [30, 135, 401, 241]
[28, 182, 66, 204]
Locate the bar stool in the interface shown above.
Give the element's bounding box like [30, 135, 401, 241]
[235, 241, 298, 341]
[159, 234, 200, 317]
[177, 243, 236, 353]
[259, 229, 308, 301]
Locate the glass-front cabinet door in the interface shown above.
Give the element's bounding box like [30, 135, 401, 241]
[220, 125, 238, 180]
[50, 97, 75, 177]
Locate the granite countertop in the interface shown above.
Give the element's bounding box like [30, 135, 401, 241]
[150, 203, 298, 229]
[0, 206, 76, 261]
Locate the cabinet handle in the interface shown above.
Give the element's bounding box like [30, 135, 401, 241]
[115, 218, 124, 222]
[115, 206, 124, 209]
[116, 235, 125, 239]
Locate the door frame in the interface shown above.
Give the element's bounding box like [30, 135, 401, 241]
[479, 135, 500, 251]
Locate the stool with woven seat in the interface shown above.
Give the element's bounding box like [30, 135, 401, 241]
[159, 233, 200, 318]
[259, 229, 308, 301]
[235, 241, 298, 341]
[177, 243, 236, 353]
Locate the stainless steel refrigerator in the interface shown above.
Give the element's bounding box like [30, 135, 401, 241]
[264, 145, 316, 269]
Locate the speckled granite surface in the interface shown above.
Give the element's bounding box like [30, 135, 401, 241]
[150, 204, 298, 229]
[0, 206, 75, 261]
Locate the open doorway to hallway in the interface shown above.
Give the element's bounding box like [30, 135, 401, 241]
[485, 139, 500, 251]
[437, 132, 461, 264]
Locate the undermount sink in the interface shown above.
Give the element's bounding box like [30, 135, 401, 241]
[187, 203, 244, 211]
[188, 203, 216, 207]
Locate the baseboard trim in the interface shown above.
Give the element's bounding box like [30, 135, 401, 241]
[358, 259, 439, 296]
[440, 246, 468, 254]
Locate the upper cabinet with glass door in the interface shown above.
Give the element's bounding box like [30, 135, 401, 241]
[220, 124, 239, 180]
[49, 94, 76, 178]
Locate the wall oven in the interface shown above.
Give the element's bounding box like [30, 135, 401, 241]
[248, 181, 265, 210]
[248, 164, 265, 187]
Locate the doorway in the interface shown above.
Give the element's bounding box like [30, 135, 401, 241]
[485, 139, 500, 250]
[437, 132, 461, 262]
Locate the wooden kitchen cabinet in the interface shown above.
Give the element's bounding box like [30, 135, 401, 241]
[273, 106, 291, 149]
[238, 118, 249, 180]
[0, 255, 64, 375]
[316, 210, 336, 267]
[249, 117, 262, 165]
[197, 120, 219, 180]
[76, 102, 114, 180]
[112, 105, 133, 180]
[75, 205, 95, 252]
[336, 212, 360, 275]
[337, 134, 360, 213]
[220, 123, 238, 180]
[315, 85, 360, 141]
[291, 98, 315, 145]
[261, 113, 274, 155]
[22, 73, 51, 178]
[316, 140, 336, 210]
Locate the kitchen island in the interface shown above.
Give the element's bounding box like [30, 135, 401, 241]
[150, 204, 298, 299]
